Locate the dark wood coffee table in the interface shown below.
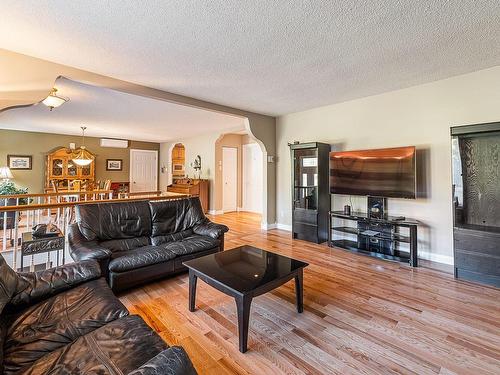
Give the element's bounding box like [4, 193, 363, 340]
[183, 245, 308, 353]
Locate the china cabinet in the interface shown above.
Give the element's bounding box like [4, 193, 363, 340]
[289, 142, 330, 243]
[45, 147, 95, 191]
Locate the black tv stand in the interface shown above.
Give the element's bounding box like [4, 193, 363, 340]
[328, 211, 418, 267]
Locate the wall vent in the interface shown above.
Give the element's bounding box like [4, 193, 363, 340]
[100, 138, 129, 148]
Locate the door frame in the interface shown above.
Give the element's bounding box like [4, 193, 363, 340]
[242, 142, 263, 214]
[129, 149, 159, 192]
[222, 146, 238, 213]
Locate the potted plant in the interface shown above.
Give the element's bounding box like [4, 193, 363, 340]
[0, 181, 29, 246]
[0, 180, 29, 205]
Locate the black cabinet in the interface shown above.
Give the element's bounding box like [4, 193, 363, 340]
[290, 142, 330, 243]
[451, 122, 500, 287]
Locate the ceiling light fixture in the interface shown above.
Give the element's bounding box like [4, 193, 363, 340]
[72, 126, 93, 166]
[42, 88, 69, 111]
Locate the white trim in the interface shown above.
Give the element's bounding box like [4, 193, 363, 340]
[276, 223, 292, 231]
[129, 149, 159, 192]
[261, 222, 276, 230]
[222, 146, 238, 212]
[261, 222, 292, 231]
[417, 250, 454, 265]
[208, 210, 224, 215]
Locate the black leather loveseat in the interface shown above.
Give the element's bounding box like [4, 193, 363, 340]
[0, 256, 196, 374]
[68, 197, 228, 292]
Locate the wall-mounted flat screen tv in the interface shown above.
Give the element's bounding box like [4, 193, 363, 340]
[330, 146, 416, 199]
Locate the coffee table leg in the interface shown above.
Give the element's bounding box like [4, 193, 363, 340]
[235, 295, 252, 353]
[188, 271, 197, 312]
[295, 268, 304, 313]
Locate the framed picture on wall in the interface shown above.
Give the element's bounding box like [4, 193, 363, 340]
[7, 155, 32, 170]
[106, 159, 123, 171]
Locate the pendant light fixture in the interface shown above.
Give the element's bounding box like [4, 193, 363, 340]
[72, 126, 93, 166]
[42, 88, 69, 111]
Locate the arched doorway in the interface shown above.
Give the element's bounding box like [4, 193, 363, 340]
[214, 132, 264, 217]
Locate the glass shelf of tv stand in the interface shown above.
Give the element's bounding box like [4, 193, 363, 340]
[330, 239, 411, 263]
[328, 211, 418, 266]
[331, 226, 411, 243]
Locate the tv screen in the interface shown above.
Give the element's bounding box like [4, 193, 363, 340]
[330, 146, 416, 199]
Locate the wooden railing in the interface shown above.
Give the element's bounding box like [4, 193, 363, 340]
[1, 192, 188, 271]
[0, 189, 114, 201]
[118, 190, 162, 198]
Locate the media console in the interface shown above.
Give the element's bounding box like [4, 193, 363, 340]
[328, 211, 418, 267]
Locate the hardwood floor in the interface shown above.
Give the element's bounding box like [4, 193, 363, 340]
[119, 212, 500, 375]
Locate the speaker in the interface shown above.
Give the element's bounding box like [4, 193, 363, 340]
[367, 196, 387, 219]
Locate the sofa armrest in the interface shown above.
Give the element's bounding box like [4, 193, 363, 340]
[9, 260, 101, 308]
[192, 220, 229, 239]
[68, 222, 112, 261]
[128, 346, 197, 375]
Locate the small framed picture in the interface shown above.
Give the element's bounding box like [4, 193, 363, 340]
[106, 159, 123, 171]
[8, 155, 32, 170]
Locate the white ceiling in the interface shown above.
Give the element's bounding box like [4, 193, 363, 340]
[0, 77, 246, 142]
[1, 1, 499, 116]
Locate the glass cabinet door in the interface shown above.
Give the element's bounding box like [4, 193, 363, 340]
[52, 158, 63, 176]
[451, 136, 464, 226]
[293, 148, 318, 210]
[67, 159, 77, 177]
[80, 164, 92, 177]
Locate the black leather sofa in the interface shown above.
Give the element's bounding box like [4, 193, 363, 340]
[68, 197, 228, 292]
[0, 256, 197, 374]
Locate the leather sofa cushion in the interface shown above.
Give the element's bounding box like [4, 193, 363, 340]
[151, 228, 193, 246]
[2, 278, 128, 374]
[76, 200, 152, 241]
[0, 255, 19, 315]
[109, 246, 177, 273]
[100, 236, 150, 252]
[13, 315, 167, 375]
[164, 235, 220, 256]
[149, 198, 205, 237]
[128, 346, 197, 375]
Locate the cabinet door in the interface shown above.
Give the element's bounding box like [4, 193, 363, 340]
[51, 157, 64, 177]
[79, 164, 93, 178]
[293, 148, 318, 211]
[66, 157, 77, 177]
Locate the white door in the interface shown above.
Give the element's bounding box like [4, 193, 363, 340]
[242, 143, 263, 213]
[222, 147, 238, 212]
[130, 149, 158, 192]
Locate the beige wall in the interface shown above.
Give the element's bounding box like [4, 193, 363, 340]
[160, 132, 258, 213]
[0, 49, 277, 226]
[0, 129, 159, 193]
[277, 66, 500, 264]
[160, 132, 220, 211]
[215, 134, 243, 212]
[214, 133, 257, 212]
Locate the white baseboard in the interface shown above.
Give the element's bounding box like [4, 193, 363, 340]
[417, 250, 454, 265]
[276, 223, 292, 231]
[207, 210, 224, 215]
[261, 222, 292, 231]
[261, 222, 276, 230]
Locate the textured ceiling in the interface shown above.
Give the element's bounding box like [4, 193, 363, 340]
[1, 1, 499, 116]
[0, 78, 245, 142]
